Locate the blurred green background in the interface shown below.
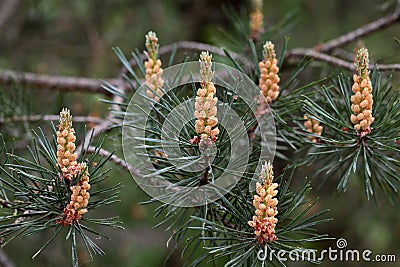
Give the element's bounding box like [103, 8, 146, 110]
[0, 0, 399, 266]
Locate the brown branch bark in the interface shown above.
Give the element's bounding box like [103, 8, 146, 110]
[75, 70, 127, 156]
[75, 120, 115, 156]
[85, 146, 142, 178]
[285, 48, 400, 71]
[0, 69, 117, 96]
[318, 7, 400, 52]
[120, 41, 252, 76]
[159, 41, 250, 64]
[84, 146, 186, 197]
[0, 115, 103, 125]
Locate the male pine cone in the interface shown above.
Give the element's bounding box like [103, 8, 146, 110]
[248, 161, 279, 244]
[259, 41, 280, 103]
[350, 48, 374, 133]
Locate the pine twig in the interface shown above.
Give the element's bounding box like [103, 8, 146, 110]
[285, 48, 400, 71]
[120, 41, 252, 76]
[0, 115, 104, 125]
[160, 41, 251, 64]
[75, 67, 126, 156]
[84, 146, 206, 205]
[75, 119, 115, 156]
[85, 146, 140, 177]
[0, 69, 117, 96]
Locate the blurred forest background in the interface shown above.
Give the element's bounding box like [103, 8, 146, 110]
[0, 0, 399, 266]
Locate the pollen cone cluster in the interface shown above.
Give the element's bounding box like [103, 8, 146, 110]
[259, 41, 280, 103]
[194, 52, 219, 142]
[249, 0, 263, 40]
[304, 115, 323, 142]
[248, 161, 278, 244]
[144, 31, 164, 101]
[55, 109, 91, 225]
[350, 48, 374, 133]
[57, 163, 91, 225]
[56, 108, 77, 182]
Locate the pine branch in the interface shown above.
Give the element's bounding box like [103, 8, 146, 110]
[120, 41, 252, 75]
[74, 120, 114, 156]
[160, 41, 250, 63]
[0, 69, 117, 96]
[318, 7, 400, 52]
[285, 48, 400, 71]
[331, 48, 357, 61]
[75, 77, 125, 156]
[85, 146, 136, 175]
[84, 146, 202, 204]
[0, 115, 104, 124]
